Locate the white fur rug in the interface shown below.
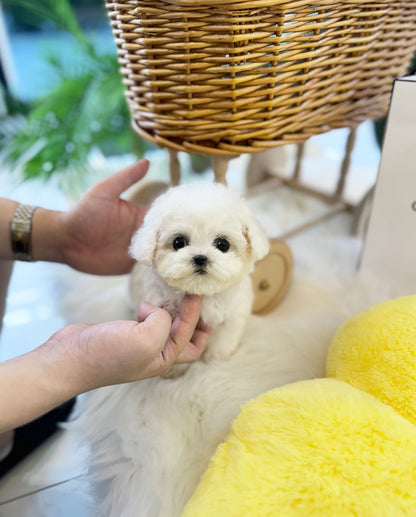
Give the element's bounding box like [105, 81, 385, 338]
[57, 184, 399, 517]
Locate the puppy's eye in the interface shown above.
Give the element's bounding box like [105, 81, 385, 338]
[172, 235, 189, 250]
[214, 237, 230, 253]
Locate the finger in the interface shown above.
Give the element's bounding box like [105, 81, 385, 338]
[175, 320, 211, 363]
[137, 302, 172, 348]
[137, 301, 156, 323]
[93, 159, 149, 199]
[166, 295, 202, 358]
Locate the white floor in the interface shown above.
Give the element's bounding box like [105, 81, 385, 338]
[0, 122, 381, 515]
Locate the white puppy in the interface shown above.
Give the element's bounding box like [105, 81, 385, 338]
[128, 181, 270, 362]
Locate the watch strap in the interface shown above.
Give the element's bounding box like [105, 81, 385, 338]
[10, 204, 38, 261]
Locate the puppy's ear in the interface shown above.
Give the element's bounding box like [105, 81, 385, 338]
[129, 218, 159, 266]
[243, 217, 270, 263]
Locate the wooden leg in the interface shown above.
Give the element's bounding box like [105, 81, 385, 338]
[333, 127, 357, 201]
[292, 142, 305, 183]
[168, 149, 181, 186]
[212, 156, 229, 185]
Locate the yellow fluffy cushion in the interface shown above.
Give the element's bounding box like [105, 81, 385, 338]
[327, 296, 416, 425]
[181, 296, 416, 517]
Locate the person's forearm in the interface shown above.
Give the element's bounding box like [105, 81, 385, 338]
[0, 198, 19, 260]
[0, 342, 86, 432]
[0, 197, 66, 263]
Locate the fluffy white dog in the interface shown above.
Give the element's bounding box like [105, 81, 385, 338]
[128, 181, 270, 363]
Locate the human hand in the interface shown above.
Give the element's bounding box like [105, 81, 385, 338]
[59, 159, 149, 274]
[0, 296, 210, 433]
[45, 295, 210, 392]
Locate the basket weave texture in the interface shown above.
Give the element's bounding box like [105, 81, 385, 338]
[106, 0, 416, 156]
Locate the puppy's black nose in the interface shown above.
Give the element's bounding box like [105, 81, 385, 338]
[193, 255, 208, 267]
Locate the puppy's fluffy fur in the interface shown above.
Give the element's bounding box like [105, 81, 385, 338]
[128, 182, 269, 362]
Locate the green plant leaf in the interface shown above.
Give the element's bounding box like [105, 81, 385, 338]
[3, 49, 140, 182]
[2, 1, 153, 188]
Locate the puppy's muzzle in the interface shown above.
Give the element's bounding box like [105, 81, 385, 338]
[192, 254, 209, 274]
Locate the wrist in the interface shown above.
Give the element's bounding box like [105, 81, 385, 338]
[31, 208, 66, 263]
[41, 328, 99, 394]
[36, 339, 87, 396]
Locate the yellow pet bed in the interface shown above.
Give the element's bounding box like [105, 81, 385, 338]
[181, 296, 416, 516]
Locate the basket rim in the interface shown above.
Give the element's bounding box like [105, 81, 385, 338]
[125, 0, 399, 8]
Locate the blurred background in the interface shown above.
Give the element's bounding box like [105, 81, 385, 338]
[0, 0, 158, 197]
[0, 0, 220, 199]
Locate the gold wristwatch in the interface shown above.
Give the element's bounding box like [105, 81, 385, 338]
[10, 204, 38, 261]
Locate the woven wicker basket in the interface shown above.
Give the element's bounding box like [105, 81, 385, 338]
[106, 0, 416, 156]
